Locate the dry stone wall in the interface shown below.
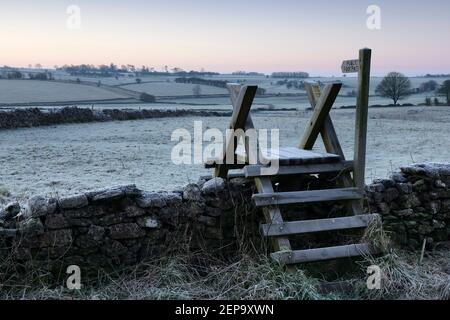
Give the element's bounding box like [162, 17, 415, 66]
[0, 107, 231, 130]
[366, 163, 450, 249]
[2, 162, 450, 280]
[0, 177, 259, 278]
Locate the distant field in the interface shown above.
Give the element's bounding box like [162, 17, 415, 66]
[120, 82, 228, 96]
[54, 73, 177, 87]
[0, 80, 127, 104]
[0, 74, 447, 107]
[204, 75, 447, 96]
[158, 93, 434, 109]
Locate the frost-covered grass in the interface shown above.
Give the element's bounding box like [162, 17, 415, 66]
[2, 106, 450, 198]
[1, 248, 449, 300]
[0, 254, 329, 300]
[1, 75, 446, 106]
[121, 82, 228, 96]
[0, 80, 126, 104]
[358, 250, 450, 300]
[0, 185, 10, 197]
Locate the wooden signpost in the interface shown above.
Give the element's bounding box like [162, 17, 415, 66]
[340, 50, 372, 197]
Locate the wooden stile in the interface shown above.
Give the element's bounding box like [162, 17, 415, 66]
[205, 49, 375, 266]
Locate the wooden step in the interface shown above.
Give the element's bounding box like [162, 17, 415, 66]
[261, 214, 379, 237]
[253, 188, 362, 207]
[271, 243, 373, 265]
[244, 161, 354, 178]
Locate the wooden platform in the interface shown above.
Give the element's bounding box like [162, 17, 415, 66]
[236, 147, 341, 166]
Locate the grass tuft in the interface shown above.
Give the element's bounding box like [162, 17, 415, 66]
[363, 216, 392, 254]
[0, 185, 11, 198]
[356, 250, 450, 300]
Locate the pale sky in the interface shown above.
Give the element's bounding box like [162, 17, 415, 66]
[1, 0, 450, 76]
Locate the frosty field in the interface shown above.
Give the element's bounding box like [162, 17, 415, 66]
[0, 79, 127, 104]
[0, 75, 446, 108]
[122, 82, 228, 96]
[1, 106, 450, 199]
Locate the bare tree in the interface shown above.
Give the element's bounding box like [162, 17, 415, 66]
[419, 80, 438, 92]
[437, 80, 450, 105]
[193, 84, 202, 97]
[375, 72, 412, 106]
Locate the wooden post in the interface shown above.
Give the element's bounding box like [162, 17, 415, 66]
[353, 48, 371, 194]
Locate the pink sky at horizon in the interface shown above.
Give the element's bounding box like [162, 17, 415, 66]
[1, 0, 450, 76]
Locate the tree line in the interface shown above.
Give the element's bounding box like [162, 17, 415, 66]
[271, 72, 309, 79]
[0, 70, 52, 80]
[61, 64, 219, 78]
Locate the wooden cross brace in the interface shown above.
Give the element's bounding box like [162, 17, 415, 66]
[300, 48, 372, 208]
[214, 84, 257, 178]
[302, 81, 364, 214]
[300, 82, 344, 155]
[299, 82, 343, 151]
[213, 84, 293, 258]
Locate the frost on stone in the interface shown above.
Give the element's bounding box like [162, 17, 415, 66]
[136, 192, 167, 208]
[201, 177, 226, 195]
[86, 185, 141, 202]
[0, 201, 20, 221]
[401, 163, 450, 179]
[144, 218, 159, 229]
[58, 194, 88, 209]
[24, 196, 57, 218]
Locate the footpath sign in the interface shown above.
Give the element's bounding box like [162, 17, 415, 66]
[341, 59, 360, 73]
